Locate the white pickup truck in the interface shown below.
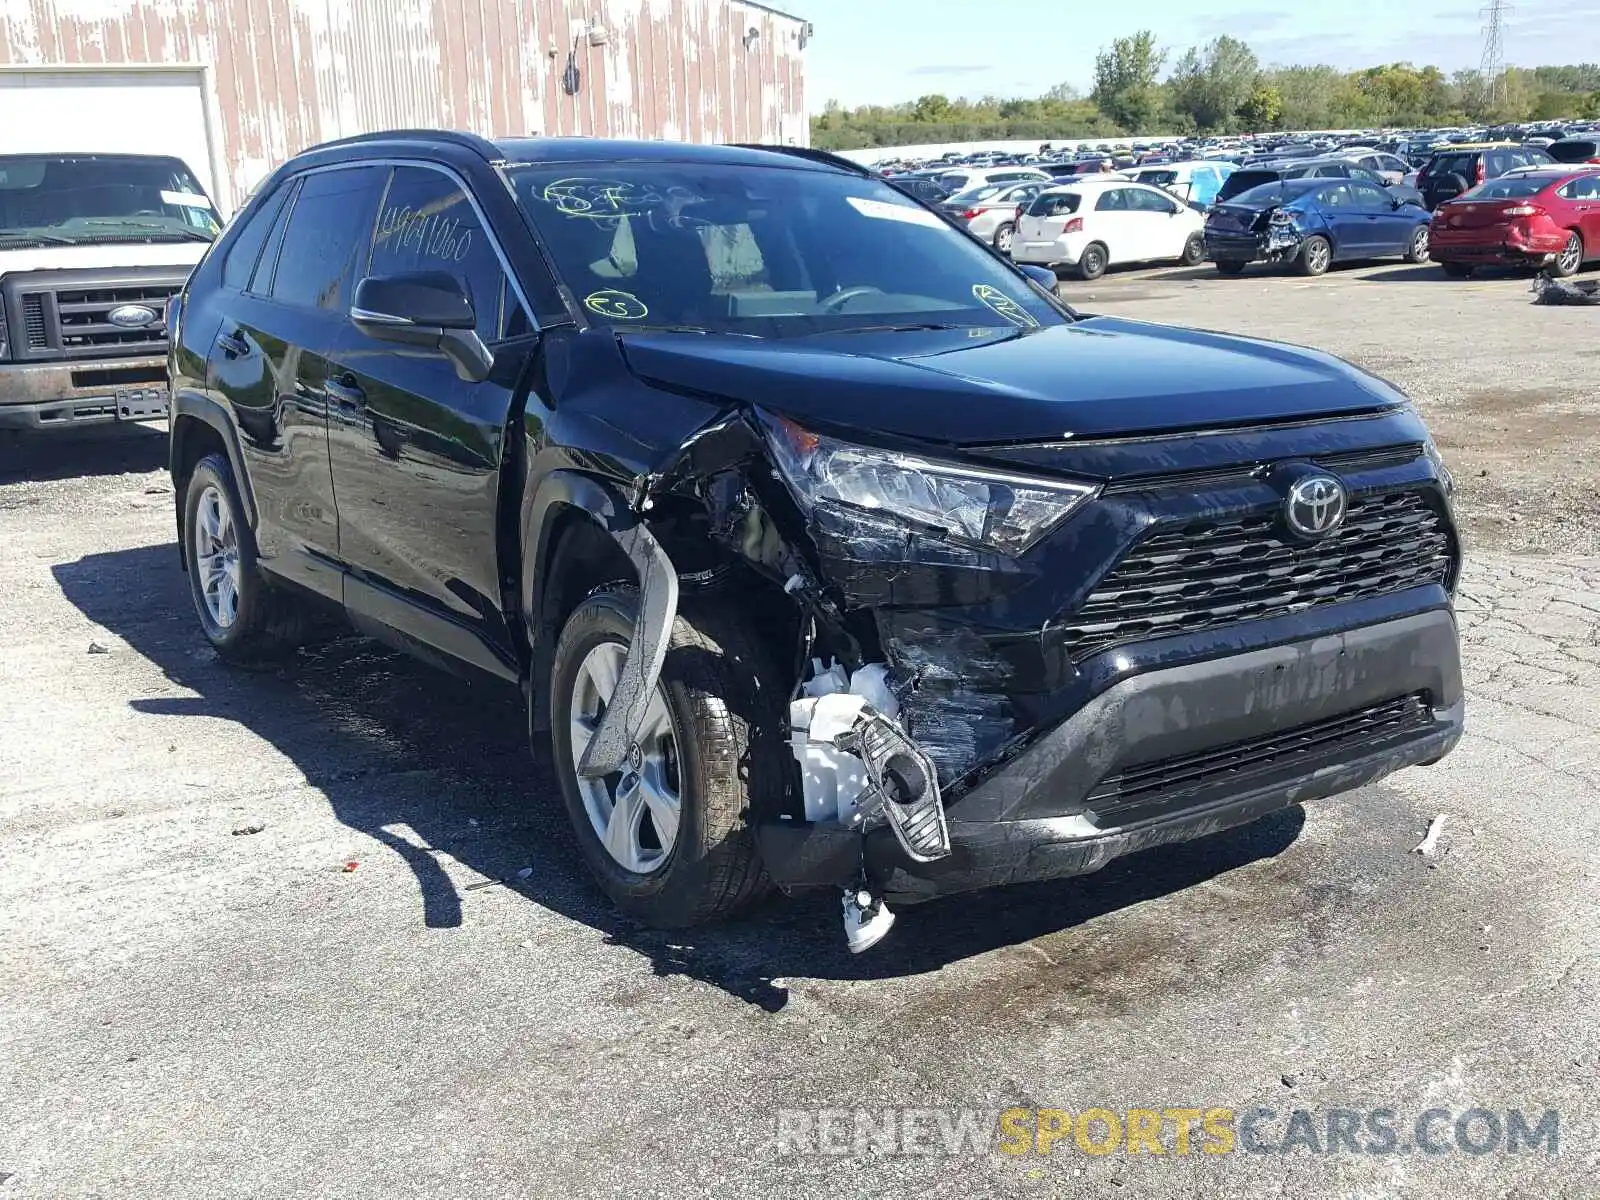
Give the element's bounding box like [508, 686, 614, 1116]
[0, 152, 219, 431]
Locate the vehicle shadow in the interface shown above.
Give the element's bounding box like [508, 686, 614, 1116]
[54, 542, 1307, 1012]
[0, 424, 168, 484]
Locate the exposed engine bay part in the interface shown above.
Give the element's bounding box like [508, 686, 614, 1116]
[575, 521, 681, 778]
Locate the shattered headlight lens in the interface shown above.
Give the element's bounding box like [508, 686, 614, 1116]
[764, 414, 1100, 555]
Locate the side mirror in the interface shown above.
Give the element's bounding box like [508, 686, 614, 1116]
[351, 272, 494, 383]
[1018, 264, 1057, 290]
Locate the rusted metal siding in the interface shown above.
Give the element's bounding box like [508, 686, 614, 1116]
[0, 0, 809, 209]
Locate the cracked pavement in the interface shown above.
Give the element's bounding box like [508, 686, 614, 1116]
[2, 262, 1598, 1199]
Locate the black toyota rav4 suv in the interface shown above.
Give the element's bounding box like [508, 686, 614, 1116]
[167, 131, 1463, 947]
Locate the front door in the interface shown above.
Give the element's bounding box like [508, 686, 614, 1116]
[1348, 181, 1411, 254]
[324, 163, 532, 674]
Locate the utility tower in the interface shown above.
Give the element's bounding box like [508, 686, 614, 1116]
[1479, 0, 1510, 109]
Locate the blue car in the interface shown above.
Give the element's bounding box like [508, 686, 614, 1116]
[1204, 177, 1434, 276]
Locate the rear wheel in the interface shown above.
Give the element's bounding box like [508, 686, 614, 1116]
[993, 222, 1016, 255]
[181, 453, 308, 662]
[548, 589, 781, 927]
[1179, 232, 1206, 266]
[1552, 230, 1584, 278]
[1296, 235, 1332, 277]
[1214, 259, 1247, 276]
[1405, 225, 1431, 264]
[1076, 242, 1109, 280]
[1441, 261, 1474, 278]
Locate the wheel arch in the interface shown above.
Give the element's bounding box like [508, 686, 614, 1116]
[169, 391, 257, 567]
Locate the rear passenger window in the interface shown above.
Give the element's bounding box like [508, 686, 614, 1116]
[272, 167, 387, 311]
[248, 180, 297, 295]
[370, 165, 511, 341]
[222, 184, 289, 291]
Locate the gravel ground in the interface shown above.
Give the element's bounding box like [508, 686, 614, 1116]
[2, 261, 1598, 1199]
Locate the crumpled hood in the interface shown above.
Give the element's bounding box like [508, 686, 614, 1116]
[616, 318, 1406, 446]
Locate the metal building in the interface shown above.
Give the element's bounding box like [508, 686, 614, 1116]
[0, 0, 811, 211]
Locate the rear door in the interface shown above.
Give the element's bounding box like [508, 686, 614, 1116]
[1016, 190, 1080, 250]
[207, 166, 387, 600]
[324, 162, 533, 676]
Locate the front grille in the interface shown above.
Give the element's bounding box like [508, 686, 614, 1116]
[55, 285, 170, 350]
[22, 293, 46, 348]
[1086, 692, 1435, 822]
[1059, 489, 1453, 661]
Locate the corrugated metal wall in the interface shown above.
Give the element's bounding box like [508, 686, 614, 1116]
[0, 0, 809, 208]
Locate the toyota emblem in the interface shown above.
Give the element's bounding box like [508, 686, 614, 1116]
[1285, 474, 1348, 538]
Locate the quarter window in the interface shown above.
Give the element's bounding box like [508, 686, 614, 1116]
[222, 183, 290, 292]
[369, 165, 515, 341]
[271, 166, 387, 311]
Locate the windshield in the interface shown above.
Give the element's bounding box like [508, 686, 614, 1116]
[1460, 176, 1553, 199]
[508, 164, 1064, 338]
[0, 154, 220, 247]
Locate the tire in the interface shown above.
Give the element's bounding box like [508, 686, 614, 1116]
[181, 453, 307, 662]
[1404, 225, 1431, 264]
[1295, 235, 1332, 277]
[993, 222, 1016, 255]
[1441, 261, 1474, 278]
[1179, 232, 1206, 267]
[1075, 242, 1109, 280]
[548, 589, 780, 927]
[1214, 259, 1247, 276]
[1551, 230, 1584, 278]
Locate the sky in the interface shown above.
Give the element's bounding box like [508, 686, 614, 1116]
[789, 0, 1600, 111]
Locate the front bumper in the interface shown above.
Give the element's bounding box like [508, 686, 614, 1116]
[0, 357, 170, 430]
[758, 606, 1462, 904]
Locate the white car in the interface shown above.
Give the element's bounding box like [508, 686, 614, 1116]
[1011, 180, 1209, 279]
[934, 166, 1051, 194]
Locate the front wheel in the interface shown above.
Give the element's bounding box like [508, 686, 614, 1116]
[1296, 235, 1332, 277]
[1179, 232, 1206, 267]
[181, 453, 307, 662]
[1551, 230, 1585, 278]
[547, 589, 781, 927]
[1405, 226, 1431, 264]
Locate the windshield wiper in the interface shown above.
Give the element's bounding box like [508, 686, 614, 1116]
[805, 322, 985, 336]
[611, 324, 765, 339]
[83, 224, 214, 243]
[0, 231, 75, 246]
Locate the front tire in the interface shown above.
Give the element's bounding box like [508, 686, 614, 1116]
[1296, 235, 1332, 276]
[548, 589, 779, 927]
[1075, 242, 1109, 280]
[181, 453, 306, 662]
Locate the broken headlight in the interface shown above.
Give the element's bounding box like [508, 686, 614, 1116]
[764, 414, 1099, 555]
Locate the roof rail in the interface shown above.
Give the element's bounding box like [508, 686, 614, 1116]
[729, 143, 879, 177]
[308, 128, 503, 162]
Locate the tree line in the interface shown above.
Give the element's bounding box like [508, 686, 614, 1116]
[809, 33, 1600, 150]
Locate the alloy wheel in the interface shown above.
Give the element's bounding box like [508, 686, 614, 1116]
[1306, 239, 1331, 274]
[1559, 234, 1582, 275]
[567, 642, 682, 876]
[1411, 228, 1430, 261]
[995, 225, 1014, 253]
[193, 484, 242, 630]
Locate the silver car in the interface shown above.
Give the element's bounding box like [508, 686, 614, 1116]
[939, 180, 1050, 254]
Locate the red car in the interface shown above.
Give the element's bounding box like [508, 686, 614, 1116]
[1430, 167, 1600, 277]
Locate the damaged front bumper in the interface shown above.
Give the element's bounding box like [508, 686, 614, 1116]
[758, 604, 1463, 905]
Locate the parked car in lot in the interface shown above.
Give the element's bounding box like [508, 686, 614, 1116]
[1129, 160, 1235, 208]
[940, 180, 1049, 253]
[1430, 168, 1600, 277]
[935, 165, 1050, 194]
[885, 172, 950, 204]
[1418, 143, 1555, 209]
[166, 131, 1462, 949]
[1546, 137, 1600, 165]
[0, 152, 222, 432]
[1205, 178, 1434, 276]
[1217, 158, 1424, 209]
[1012, 180, 1208, 279]
[1349, 151, 1415, 184]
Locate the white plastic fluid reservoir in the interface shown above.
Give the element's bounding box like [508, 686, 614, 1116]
[848, 663, 898, 719]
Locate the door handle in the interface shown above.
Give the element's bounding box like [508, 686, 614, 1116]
[325, 374, 366, 413]
[215, 330, 250, 359]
